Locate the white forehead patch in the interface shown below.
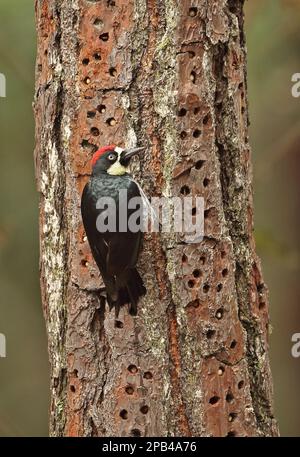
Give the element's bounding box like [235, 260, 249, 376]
[108, 146, 127, 175]
[114, 146, 124, 155]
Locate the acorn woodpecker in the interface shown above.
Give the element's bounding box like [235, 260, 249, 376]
[81, 144, 147, 316]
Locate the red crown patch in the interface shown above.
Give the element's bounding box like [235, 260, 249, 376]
[91, 144, 116, 167]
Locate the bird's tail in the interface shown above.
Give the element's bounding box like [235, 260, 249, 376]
[106, 269, 146, 317]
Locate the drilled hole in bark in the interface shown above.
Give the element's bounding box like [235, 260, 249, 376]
[204, 209, 210, 219]
[238, 380, 244, 389]
[140, 405, 149, 415]
[222, 268, 228, 277]
[193, 129, 201, 138]
[257, 283, 264, 293]
[188, 299, 200, 308]
[93, 52, 101, 60]
[178, 107, 187, 117]
[128, 364, 138, 374]
[70, 385, 75, 393]
[189, 7, 198, 17]
[193, 269, 201, 278]
[143, 371, 153, 380]
[189, 51, 195, 58]
[107, 0, 116, 5]
[131, 429, 141, 437]
[192, 207, 196, 216]
[215, 307, 224, 319]
[226, 392, 234, 403]
[93, 18, 103, 28]
[229, 413, 238, 422]
[125, 386, 134, 395]
[120, 409, 128, 420]
[206, 329, 215, 339]
[109, 67, 117, 77]
[97, 104, 106, 113]
[81, 140, 98, 153]
[203, 178, 210, 187]
[180, 185, 190, 195]
[188, 279, 195, 288]
[180, 131, 187, 139]
[194, 107, 200, 115]
[209, 396, 220, 405]
[190, 71, 196, 83]
[84, 76, 91, 84]
[259, 301, 266, 310]
[221, 250, 226, 258]
[241, 106, 245, 114]
[100, 32, 109, 41]
[115, 320, 123, 329]
[226, 431, 236, 437]
[238, 82, 243, 89]
[81, 259, 88, 267]
[200, 256, 205, 265]
[107, 117, 116, 126]
[203, 283, 210, 293]
[195, 160, 205, 170]
[87, 111, 96, 118]
[216, 283, 223, 292]
[182, 254, 188, 263]
[82, 58, 90, 66]
[218, 366, 225, 376]
[203, 114, 210, 125]
[230, 340, 237, 349]
[91, 127, 100, 137]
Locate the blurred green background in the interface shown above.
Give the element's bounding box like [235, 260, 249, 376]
[0, 0, 49, 436]
[0, 0, 299, 437]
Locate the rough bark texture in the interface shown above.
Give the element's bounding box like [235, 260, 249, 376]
[34, 0, 279, 437]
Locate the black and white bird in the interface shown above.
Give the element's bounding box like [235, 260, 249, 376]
[81, 144, 147, 316]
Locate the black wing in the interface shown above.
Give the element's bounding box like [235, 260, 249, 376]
[81, 182, 108, 277]
[105, 177, 144, 276]
[81, 178, 143, 278]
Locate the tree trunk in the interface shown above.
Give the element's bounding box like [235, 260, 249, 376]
[34, 0, 279, 437]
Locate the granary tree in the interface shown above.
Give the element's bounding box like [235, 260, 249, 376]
[34, 0, 279, 437]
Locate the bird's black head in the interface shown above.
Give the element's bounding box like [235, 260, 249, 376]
[91, 145, 145, 176]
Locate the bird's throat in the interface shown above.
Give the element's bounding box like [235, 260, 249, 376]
[107, 162, 127, 176]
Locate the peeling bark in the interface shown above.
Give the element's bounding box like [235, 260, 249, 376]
[34, 0, 279, 437]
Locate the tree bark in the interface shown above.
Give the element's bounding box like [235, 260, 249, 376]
[34, 0, 279, 437]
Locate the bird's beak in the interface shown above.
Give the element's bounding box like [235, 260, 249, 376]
[121, 146, 146, 160]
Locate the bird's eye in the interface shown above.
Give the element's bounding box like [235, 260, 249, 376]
[108, 154, 115, 161]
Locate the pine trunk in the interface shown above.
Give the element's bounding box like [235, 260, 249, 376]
[34, 0, 279, 437]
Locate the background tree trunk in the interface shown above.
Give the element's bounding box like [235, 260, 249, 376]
[34, 0, 279, 437]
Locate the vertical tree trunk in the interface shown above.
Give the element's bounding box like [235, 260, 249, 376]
[34, 0, 279, 437]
